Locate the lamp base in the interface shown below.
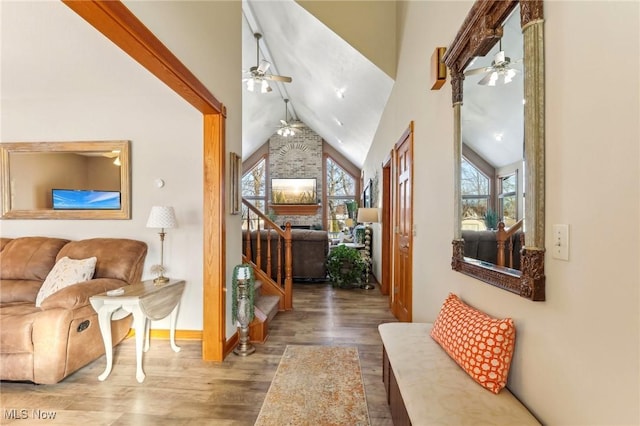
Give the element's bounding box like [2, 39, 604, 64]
[233, 340, 256, 356]
[154, 275, 170, 284]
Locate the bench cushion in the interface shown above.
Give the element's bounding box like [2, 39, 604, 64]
[430, 293, 515, 393]
[379, 322, 539, 425]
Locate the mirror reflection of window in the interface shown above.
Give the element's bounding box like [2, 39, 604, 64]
[499, 173, 517, 226]
[461, 158, 490, 231]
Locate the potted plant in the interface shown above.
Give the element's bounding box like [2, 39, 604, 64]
[484, 209, 498, 230]
[345, 200, 358, 220]
[326, 245, 366, 288]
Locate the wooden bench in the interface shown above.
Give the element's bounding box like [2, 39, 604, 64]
[379, 322, 540, 425]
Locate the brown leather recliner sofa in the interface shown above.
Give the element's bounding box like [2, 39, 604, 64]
[0, 236, 147, 384]
[243, 229, 329, 281]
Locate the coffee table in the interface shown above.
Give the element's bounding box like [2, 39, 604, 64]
[90, 278, 185, 383]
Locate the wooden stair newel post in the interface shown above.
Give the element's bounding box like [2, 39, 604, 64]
[283, 222, 293, 310]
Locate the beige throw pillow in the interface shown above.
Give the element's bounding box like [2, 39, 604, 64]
[35, 256, 97, 308]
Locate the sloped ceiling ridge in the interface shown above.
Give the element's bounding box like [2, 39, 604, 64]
[242, 0, 394, 168]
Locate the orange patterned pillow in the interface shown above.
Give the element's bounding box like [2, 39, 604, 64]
[430, 293, 515, 394]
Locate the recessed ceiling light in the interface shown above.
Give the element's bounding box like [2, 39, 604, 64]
[337, 138, 343, 144]
[335, 118, 343, 126]
[335, 88, 345, 99]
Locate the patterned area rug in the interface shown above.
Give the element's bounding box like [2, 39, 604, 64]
[255, 345, 370, 426]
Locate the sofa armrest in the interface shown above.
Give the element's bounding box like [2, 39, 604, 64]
[39, 278, 127, 311]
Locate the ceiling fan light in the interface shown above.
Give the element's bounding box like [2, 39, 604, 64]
[260, 79, 271, 93]
[504, 68, 517, 84]
[246, 78, 255, 92]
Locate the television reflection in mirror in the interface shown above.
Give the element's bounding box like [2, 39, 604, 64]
[52, 189, 121, 210]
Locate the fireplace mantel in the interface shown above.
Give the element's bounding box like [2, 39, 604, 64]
[270, 204, 321, 216]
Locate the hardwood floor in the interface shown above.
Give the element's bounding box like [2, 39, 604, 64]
[0, 282, 397, 425]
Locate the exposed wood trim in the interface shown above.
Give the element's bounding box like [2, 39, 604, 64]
[323, 141, 361, 179]
[380, 156, 392, 296]
[203, 113, 226, 361]
[62, 0, 223, 115]
[63, 1, 228, 359]
[224, 331, 239, 357]
[241, 146, 269, 175]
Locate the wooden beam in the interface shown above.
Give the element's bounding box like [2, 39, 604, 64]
[62, 0, 223, 115]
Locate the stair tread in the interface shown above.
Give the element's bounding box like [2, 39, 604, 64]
[254, 294, 280, 323]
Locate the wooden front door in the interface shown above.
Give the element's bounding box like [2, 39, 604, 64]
[392, 123, 413, 322]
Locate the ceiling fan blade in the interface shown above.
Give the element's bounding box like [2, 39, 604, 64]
[477, 71, 498, 86]
[465, 66, 492, 76]
[266, 74, 293, 83]
[257, 60, 271, 74]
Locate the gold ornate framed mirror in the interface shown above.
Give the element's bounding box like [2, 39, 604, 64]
[444, 0, 545, 300]
[1, 140, 131, 220]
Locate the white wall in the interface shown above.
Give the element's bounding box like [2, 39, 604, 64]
[1, 1, 242, 337]
[366, 1, 639, 424]
[123, 0, 243, 355]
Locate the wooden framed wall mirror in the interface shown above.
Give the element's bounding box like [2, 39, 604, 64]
[1, 140, 131, 219]
[443, 0, 545, 300]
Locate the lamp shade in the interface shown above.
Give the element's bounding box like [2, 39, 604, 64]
[146, 206, 177, 229]
[357, 207, 379, 224]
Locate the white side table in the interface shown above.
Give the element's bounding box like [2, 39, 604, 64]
[90, 278, 185, 383]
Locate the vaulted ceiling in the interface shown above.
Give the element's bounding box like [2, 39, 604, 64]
[3, 1, 522, 171]
[241, 0, 395, 168]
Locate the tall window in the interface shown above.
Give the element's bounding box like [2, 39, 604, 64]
[242, 158, 266, 229]
[499, 173, 517, 226]
[325, 157, 356, 233]
[461, 157, 491, 230]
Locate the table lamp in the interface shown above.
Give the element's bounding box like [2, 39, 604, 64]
[146, 206, 177, 283]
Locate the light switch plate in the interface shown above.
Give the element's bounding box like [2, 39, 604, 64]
[552, 224, 569, 261]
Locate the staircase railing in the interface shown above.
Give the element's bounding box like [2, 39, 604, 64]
[496, 219, 524, 269]
[241, 198, 293, 310]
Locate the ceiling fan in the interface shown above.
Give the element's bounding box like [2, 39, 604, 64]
[277, 98, 303, 137]
[464, 40, 521, 86]
[243, 33, 292, 93]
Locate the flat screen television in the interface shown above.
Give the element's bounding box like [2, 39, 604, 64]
[271, 178, 317, 205]
[52, 189, 121, 210]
